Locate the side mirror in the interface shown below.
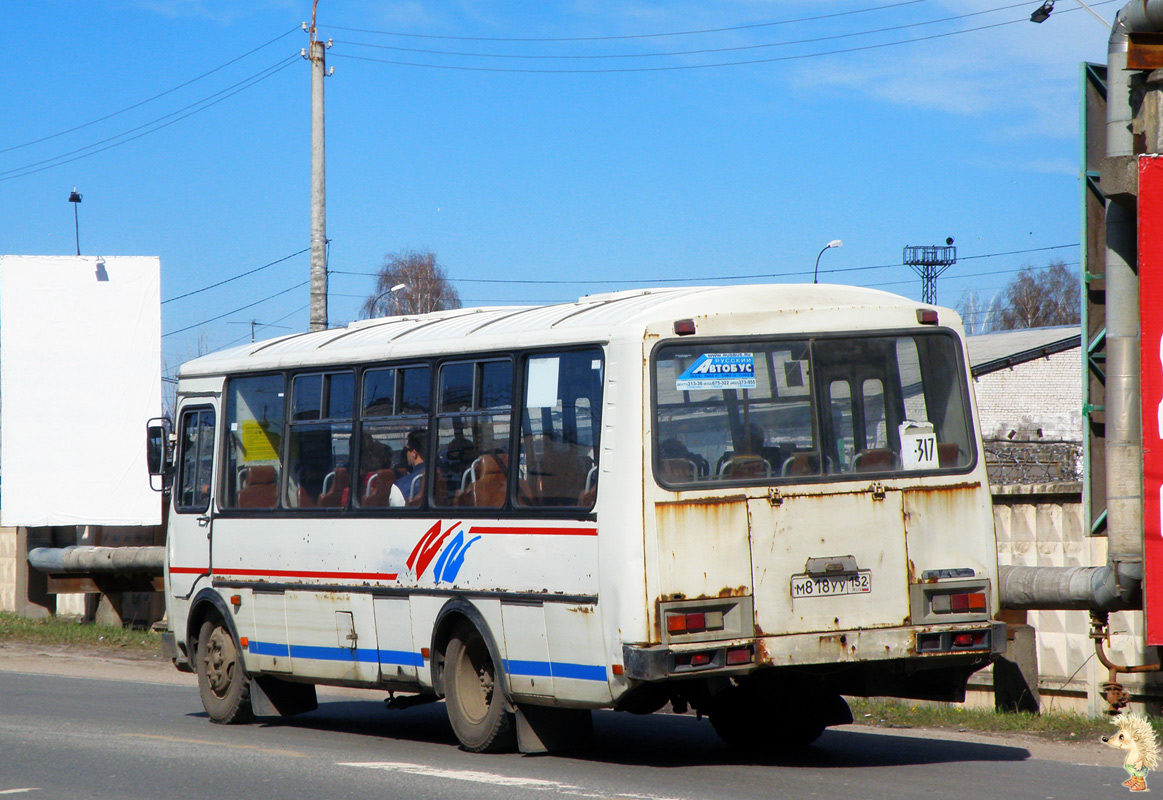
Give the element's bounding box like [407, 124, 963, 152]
[147, 417, 172, 491]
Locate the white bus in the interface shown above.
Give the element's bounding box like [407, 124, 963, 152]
[152, 284, 1003, 753]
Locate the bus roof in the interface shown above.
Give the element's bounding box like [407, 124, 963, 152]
[177, 283, 944, 378]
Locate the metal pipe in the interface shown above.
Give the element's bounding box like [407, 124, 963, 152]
[1103, 5, 1145, 605]
[1090, 611, 1160, 713]
[998, 564, 1130, 610]
[27, 546, 164, 575]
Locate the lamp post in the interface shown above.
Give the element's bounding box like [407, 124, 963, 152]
[371, 283, 406, 316]
[813, 240, 843, 284]
[68, 187, 82, 256]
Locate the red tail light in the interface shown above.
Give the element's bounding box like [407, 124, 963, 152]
[726, 646, 753, 665]
[933, 591, 987, 614]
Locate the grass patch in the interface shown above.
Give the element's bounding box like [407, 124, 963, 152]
[0, 611, 161, 653]
[847, 697, 1163, 743]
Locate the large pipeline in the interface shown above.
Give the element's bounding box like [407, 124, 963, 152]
[27, 546, 164, 575]
[998, 564, 1128, 611]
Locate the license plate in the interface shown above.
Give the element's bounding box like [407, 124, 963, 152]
[790, 571, 872, 599]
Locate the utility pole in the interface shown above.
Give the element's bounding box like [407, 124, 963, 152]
[306, 3, 331, 332]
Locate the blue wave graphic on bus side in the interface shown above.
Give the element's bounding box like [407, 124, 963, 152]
[432, 529, 482, 584]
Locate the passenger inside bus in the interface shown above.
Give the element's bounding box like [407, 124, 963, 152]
[398, 428, 428, 504]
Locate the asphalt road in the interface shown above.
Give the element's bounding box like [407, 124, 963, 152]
[0, 659, 1137, 800]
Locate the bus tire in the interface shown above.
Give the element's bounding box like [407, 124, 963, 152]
[196, 619, 254, 725]
[444, 622, 515, 753]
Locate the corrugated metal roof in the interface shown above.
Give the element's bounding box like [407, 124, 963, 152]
[966, 325, 1080, 375]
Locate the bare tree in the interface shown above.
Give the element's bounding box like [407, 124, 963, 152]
[993, 259, 1079, 330]
[361, 250, 461, 318]
[955, 289, 1003, 335]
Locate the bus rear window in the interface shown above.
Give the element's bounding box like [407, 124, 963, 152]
[653, 332, 974, 487]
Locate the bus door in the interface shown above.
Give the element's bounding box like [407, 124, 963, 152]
[168, 401, 218, 599]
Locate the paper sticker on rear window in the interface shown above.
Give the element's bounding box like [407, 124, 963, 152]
[676, 353, 756, 390]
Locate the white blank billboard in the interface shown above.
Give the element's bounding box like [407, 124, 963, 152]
[1, 255, 162, 526]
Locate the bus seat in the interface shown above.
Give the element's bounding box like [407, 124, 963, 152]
[721, 454, 770, 480]
[853, 448, 898, 473]
[317, 467, 349, 508]
[297, 486, 317, 508]
[574, 465, 599, 507]
[660, 458, 697, 483]
[781, 453, 821, 477]
[406, 473, 426, 508]
[363, 469, 399, 507]
[238, 465, 278, 508]
[455, 453, 507, 508]
[938, 442, 961, 468]
[532, 439, 589, 506]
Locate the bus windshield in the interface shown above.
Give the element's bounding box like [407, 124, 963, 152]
[653, 331, 975, 486]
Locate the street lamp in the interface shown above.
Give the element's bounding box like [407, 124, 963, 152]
[68, 187, 82, 255]
[371, 283, 406, 316]
[813, 240, 843, 284]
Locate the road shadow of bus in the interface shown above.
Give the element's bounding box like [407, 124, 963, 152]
[228, 698, 1031, 769]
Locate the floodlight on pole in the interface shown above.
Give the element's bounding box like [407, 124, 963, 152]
[1029, 0, 1107, 26]
[813, 240, 843, 284]
[68, 187, 82, 256]
[1030, 0, 1054, 23]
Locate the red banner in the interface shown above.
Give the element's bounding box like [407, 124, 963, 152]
[1140, 155, 1163, 644]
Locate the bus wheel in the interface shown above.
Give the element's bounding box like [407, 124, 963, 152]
[196, 619, 254, 725]
[709, 686, 824, 750]
[444, 623, 515, 752]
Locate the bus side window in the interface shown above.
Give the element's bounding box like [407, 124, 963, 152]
[222, 374, 286, 510]
[175, 407, 215, 513]
[285, 371, 354, 509]
[517, 349, 603, 510]
[356, 365, 430, 510]
[433, 359, 512, 509]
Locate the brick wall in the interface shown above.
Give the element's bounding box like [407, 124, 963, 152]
[973, 349, 1082, 442]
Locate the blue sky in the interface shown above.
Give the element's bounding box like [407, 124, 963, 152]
[1, 1, 1114, 378]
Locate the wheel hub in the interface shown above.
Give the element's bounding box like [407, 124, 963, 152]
[203, 629, 235, 696]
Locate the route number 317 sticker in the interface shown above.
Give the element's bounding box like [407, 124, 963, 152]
[899, 421, 938, 471]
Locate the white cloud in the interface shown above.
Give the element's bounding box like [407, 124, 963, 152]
[788, 0, 1113, 139]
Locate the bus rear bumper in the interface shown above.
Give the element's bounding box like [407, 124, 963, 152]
[622, 620, 1006, 682]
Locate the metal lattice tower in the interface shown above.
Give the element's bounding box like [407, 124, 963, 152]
[903, 243, 957, 304]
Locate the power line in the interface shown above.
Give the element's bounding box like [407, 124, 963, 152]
[0, 55, 299, 183]
[162, 247, 310, 304]
[331, 2, 1035, 62]
[326, 3, 1114, 74]
[0, 26, 300, 155]
[219, 303, 309, 348]
[163, 280, 309, 338]
[324, 0, 932, 43]
[328, 244, 1077, 287]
